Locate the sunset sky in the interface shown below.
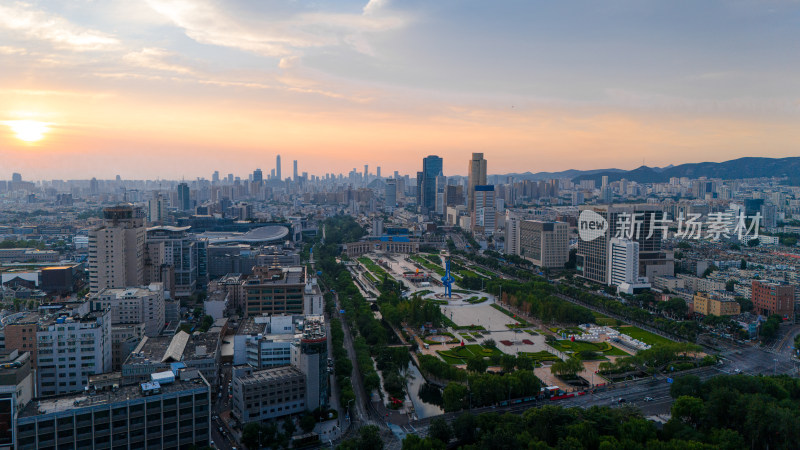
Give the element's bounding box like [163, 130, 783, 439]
[1, 0, 799, 180]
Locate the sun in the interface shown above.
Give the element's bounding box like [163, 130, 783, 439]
[5, 120, 50, 142]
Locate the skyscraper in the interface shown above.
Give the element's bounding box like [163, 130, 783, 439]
[376, 166, 381, 178]
[177, 182, 190, 211]
[471, 185, 495, 235]
[418, 155, 443, 213]
[293, 160, 298, 180]
[385, 178, 397, 210]
[276, 155, 282, 181]
[253, 168, 263, 183]
[468, 153, 487, 211]
[88, 205, 146, 293]
[364, 164, 369, 180]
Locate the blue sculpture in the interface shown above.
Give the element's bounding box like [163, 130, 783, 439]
[441, 257, 455, 298]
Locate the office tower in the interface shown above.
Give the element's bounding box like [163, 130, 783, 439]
[376, 166, 381, 178]
[435, 173, 447, 215]
[292, 315, 328, 411]
[147, 192, 168, 224]
[471, 185, 495, 235]
[11, 173, 21, 183]
[88, 205, 146, 293]
[90, 177, 99, 194]
[601, 175, 609, 188]
[276, 155, 282, 181]
[176, 182, 190, 211]
[761, 204, 777, 229]
[608, 237, 639, 287]
[385, 179, 397, 210]
[227, 173, 234, 183]
[146, 227, 205, 297]
[519, 220, 569, 268]
[504, 212, 520, 255]
[253, 168, 263, 184]
[17, 369, 211, 449]
[576, 205, 672, 285]
[293, 160, 298, 180]
[212, 171, 220, 184]
[600, 185, 613, 204]
[417, 155, 443, 213]
[36, 309, 113, 396]
[752, 281, 795, 319]
[364, 164, 369, 181]
[89, 283, 165, 337]
[467, 153, 487, 211]
[394, 170, 399, 179]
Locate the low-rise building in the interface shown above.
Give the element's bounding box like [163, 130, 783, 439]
[16, 369, 211, 450]
[122, 330, 220, 389]
[231, 365, 306, 424]
[0, 350, 34, 450]
[752, 280, 795, 319]
[89, 283, 165, 337]
[693, 292, 741, 317]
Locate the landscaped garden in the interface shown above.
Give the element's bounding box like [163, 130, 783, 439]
[517, 350, 561, 364]
[547, 339, 630, 359]
[613, 325, 674, 346]
[437, 344, 504, 365]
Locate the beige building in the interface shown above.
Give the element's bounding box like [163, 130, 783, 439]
[88, 205, 146, 293]
[519, 220, 569, 269]
[693, 292, 740, 316]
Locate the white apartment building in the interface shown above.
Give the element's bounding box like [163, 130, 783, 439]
[36, 309, 112, 397]
[89, 282, 165, 337]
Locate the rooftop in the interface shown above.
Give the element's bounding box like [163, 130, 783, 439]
[19, 374, 208, 418]
[236, 366, 304, 386]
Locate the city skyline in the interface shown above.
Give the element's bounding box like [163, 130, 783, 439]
[2, 1, 800, 179]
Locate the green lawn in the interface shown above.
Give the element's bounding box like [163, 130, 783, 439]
[547, 339, 630, 357]
[465, 296, 488, 304]
[613, 326, 674, 347]
[410, 255, 446, 277]
[592, 311, 617, 326]
[437, 344, 503, 365]
[357, 257, 391, 280]
[517, 351, 561, 363]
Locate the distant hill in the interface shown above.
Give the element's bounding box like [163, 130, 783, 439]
[571, 157, 800, 185]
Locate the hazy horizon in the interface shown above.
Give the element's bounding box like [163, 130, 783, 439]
[2, 0, 799, 179]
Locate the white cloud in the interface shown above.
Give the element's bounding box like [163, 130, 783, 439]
[0, 2, 119, 51]
[123, 48, 196, 75]
[144, 0, 409, 57]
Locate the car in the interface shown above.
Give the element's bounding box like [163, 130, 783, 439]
[644, 397, 653, 402]
[617, 398, 626, 403]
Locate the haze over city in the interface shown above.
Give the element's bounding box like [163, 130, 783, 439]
[2, 0, 800, 179]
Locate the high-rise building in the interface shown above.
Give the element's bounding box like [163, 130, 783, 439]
[418, 156, 443, 213]
[36, 309, 113, 396]
[435, 173, 447, 215]
[576, 205, 672, 285]
[293, 160, 298, 181]
[752, 281, 795, 319]
[291, 315, 328, 411]
[364, 164, 368, 180]
[176, 182, 190, 211]
[212, 171, 220, 184]
[147, 192, 168, 225]
[385, 179, 397, 210]
[471, 185, 495, 235]
[276, 155, 281, 181]
[376, 166, 381, 178]
[467, 153, 487, 211]
[88, 205, 146, 293]
[504, 212, 520, 256]
[253, 168, 263, 184]
[608, 237, 639, 287]
[146, 226, 207, 296]
[519, 220, 569, 268]
[242, 267, 308, 317]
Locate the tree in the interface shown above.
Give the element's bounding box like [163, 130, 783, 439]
[516, 356, 533, 371]
[672, 395, 704, 428]
[442, 383, 469, 412]
[501, 354, 517, 373]
[402, 435, 445, 450]
[747, 238, 760, 247]
[483, 339, 497, 349]
[356, 425, 384, 450]
[670, 375, 702, 398]
[466, 356, 488, 373]
[300, 413, 317, 433]
[452, 412, 477, 445]
[725, 280, 736, 292]
[551, 357, 583, 379]
[740, 259, 747, 270]
[282, 415, 296, 436]
[241, 423, 262, 449]
[428, 417, 452, 444]
[735, 297, 753, 313]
